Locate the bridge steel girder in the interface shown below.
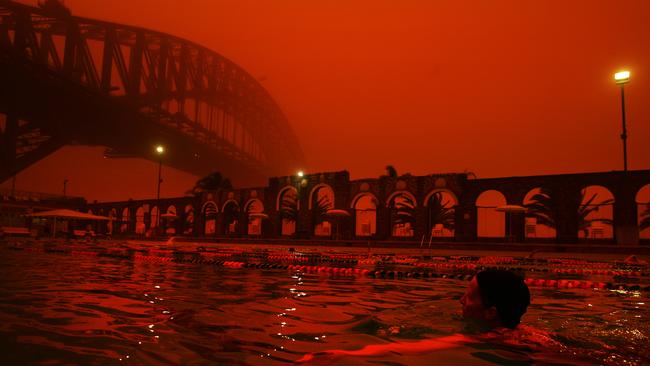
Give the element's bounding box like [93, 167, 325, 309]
[0, 1, 304, 185]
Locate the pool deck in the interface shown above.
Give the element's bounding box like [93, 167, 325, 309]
[3, 236, 649, 262]
[170, 236, 647, 250]
[142, 237, 650, 261]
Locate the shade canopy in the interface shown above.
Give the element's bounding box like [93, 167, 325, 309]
[249, 212, 270, 220]
[325, 209, 351, 217]
[495, 205, 527, 213]
[26, 209, 112, 221]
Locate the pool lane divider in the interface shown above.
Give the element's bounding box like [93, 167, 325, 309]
[7, 245, 650, 293]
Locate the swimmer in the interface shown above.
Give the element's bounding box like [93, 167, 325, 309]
[623, 255, 648, 265]
[297, 269, 554, 363]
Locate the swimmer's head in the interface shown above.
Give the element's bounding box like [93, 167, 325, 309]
[460, 269, 530, 329]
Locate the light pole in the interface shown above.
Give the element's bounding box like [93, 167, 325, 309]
[614, 70, 630, 171]
[295, 171, 305, 237]
[155, 145, 164, 234]
[295, 171, 305, 208]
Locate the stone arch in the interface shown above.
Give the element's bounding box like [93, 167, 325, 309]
[201, 201, 218, 235]
[278, 186, 298, 236]
[476, 190, 507, 238]
[276, 186, 299, 210]
[310, 184, 334, 236]
[577, 185, 614, 239]
[150, 206, 159, 229]
[424, 189, 457, 238]
[108, 208, 117, 234]
[352, 193, 378, 237]
[184, 204, 195, 235]
[523, 187, 557, 239]
[135, 206, 147, 235]
[385, 190, 417, 208]
[120, 207, 130, 233]
[423, 189, 458, 207]
[387, 191, 417, 237]
[245, 198, 265, 235]
[636, 184, 650, 240]
[222, 200, 240, 235]
[164, 205, 177, 235]
[308, 183, 335, 210]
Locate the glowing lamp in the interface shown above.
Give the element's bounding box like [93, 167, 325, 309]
[156, 145, 165, 154]
[297, 171, 304, 177]
[614, 70, 630, 84]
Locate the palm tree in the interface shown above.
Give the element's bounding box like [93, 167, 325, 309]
[187, 172, 232, 196]
[393, 194, 416, 228]
[524, 188, 559, 229]
[577, 192, 614, 237]
[223, 202, 240, 234]
[427, 192, 455, 231]
[385, 165, 398, 178]
[279, 192, 298, 223]
[525, 188, 614, 236]
[640, 205, 650, 231]
[312, 195, 333, 224]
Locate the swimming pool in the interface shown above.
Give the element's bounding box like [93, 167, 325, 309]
[0, 242, 648, 365]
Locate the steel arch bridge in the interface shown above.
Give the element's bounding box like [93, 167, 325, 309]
[0, 1, 304, 185]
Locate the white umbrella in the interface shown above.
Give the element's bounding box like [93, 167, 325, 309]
[325, 209, 351, 217]
[495, 205, 527, 213]
[26, 209, 111, 239]
[26, 209, 111, 221]
[325, 209, 351, 240]
[249, 212, 270, 220]
[495, 205, 526, 242]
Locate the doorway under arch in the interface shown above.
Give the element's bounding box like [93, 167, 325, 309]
[184, 204, 195, 235]
[245, 199, 265, 236]
[352, 193, 377, 237]
[635, 184, 650, 240]
[278, 187, 298, 236]
[120, 207, 130, 234]
[201, 201, 218, 235]
[476, 190, 506, 238]
[578, 185, 614, 240]
[523, 187, 557, 239]
[311, 185, 334, 237]
[222, 200, 240, 235]
[425, 190, 456, 238]
[388, 191, 416, 238]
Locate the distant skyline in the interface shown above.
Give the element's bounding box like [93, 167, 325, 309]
[2, 0, 649, 202]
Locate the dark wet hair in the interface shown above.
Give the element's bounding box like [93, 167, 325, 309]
[476, 269, 530, 329]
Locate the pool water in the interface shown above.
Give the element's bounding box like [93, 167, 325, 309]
[0, 246, 648, 365]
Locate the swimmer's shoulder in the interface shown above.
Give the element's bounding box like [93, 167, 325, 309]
[490, 325, 560, 348]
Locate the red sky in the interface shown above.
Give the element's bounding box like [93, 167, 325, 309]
[3, 0, 650, 202]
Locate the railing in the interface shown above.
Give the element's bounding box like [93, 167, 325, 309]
[0, 188, 84, 203]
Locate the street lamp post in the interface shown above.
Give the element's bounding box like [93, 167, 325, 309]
[155, 145, 165, 234]
[295, 171, 305, 237]
[614, 70, 631, 171]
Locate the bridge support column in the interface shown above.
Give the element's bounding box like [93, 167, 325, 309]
[0, 113, 18, 183]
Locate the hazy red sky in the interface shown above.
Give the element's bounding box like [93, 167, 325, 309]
[3, 0, 649, 202]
